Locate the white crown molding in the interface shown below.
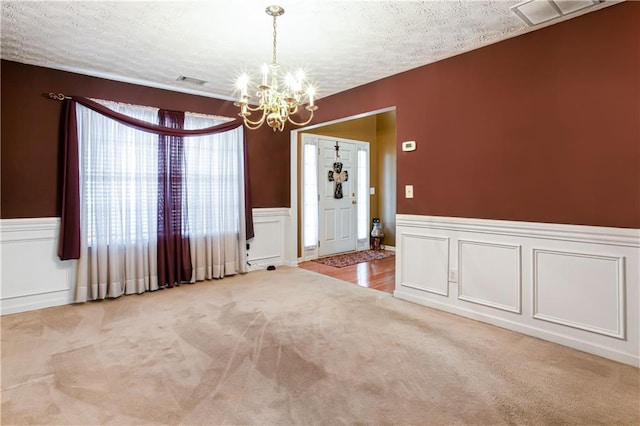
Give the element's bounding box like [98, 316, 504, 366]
[17, 61, 237, 102]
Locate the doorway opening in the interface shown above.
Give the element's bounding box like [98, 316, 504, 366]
[289, 107, 397, 291]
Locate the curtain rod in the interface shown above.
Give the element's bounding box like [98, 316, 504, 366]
[47, 92, 71, 101]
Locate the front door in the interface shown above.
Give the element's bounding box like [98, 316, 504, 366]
[318, 138, 356, 256]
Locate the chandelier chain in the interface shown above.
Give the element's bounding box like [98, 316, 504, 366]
[272, 15, 278, 65]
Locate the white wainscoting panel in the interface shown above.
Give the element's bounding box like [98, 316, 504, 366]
[1, 209, 291, 314]
[395, 214, 640, 367]
[398, 233, 449, 296]
[247, 208, 290, 269]
[533, 249, 625, 339]
[1, 218, 76, 315]
[458, 240, 521, 313]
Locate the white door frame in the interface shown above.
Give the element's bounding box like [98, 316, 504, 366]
[287, 106, 396, 265]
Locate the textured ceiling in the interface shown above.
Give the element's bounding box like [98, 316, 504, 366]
[0, 1, 616, 102]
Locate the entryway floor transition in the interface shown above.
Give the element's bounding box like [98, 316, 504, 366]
[298, 250, 395, 294]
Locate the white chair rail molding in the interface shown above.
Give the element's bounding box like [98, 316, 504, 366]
[394, 214, 640, 367]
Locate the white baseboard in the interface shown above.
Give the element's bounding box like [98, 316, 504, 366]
[395, 214, 640, 367]
[394, 289, 637, 367]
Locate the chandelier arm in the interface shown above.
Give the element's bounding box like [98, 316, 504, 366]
[246, 104, 263, 112]
[287, 110, 314, 127]
[242, 111, 267, 128]
[288, 104, 300, 115]
[244, 120, 267, 131]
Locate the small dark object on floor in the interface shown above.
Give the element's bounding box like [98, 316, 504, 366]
[267, 265, 276, 271]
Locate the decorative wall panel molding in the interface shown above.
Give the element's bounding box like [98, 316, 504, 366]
[533, 249, 625, 339]
[398, 234, 449, 296]
[458, 240, 521, 313]
[395, 214, 640, 367]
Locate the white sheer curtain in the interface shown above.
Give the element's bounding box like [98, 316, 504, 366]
[184, 113, 247, 280]
[75, 101, 159, 302]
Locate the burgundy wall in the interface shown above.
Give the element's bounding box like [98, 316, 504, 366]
[2, 3, 638, 228]
[312, 2, 639, 228]
[0, 61, 290, 218]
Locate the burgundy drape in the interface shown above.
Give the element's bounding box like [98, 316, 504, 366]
[58, 96, 254, 260]
[157, 110, 191, 287]
[58, 101, 81, 260]
[243, 131, 254, 240]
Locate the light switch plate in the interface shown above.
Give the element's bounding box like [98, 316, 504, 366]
[405, 185, 414, 198]
[370, 187, 375, 195]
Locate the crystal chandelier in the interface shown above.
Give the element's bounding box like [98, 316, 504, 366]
[234, 5, 318, 132]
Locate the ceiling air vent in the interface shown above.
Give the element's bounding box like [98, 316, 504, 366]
[511, 0, 603, 26]
[176, 75, 207, 86]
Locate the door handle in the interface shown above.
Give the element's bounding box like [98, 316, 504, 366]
[352, 200, 357, 204]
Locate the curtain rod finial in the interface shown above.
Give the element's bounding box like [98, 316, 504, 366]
[47, 92, 69, 101]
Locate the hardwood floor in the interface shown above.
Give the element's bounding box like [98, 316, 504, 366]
[298, 252, 395, 294]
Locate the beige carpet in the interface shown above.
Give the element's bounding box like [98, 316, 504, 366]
[1, 267, 638, 425]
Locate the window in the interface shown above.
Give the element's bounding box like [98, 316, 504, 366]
[357, 148, 369, 240]
[73, 99, 246, 300]
[302, 141, 319, 248]
[77, 101, 239, 247]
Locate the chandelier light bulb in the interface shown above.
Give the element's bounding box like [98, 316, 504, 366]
[260, 64, 269, 86]
[306, 85, 316, 107]
[236, 73, 249, 97]
[285, 73, 298, 91]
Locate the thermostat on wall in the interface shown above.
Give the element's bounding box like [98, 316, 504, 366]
[402, 141, 416, 152]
